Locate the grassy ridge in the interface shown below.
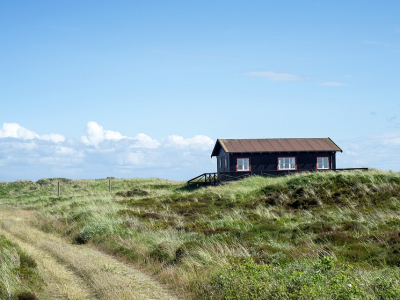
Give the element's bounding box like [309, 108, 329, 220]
[1, 170, 400, 299]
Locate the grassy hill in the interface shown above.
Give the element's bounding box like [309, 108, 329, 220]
[1, 170, 400, 299]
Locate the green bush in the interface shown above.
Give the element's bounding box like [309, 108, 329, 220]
[75, 222, 110, 244]
[199, 257, 400, 299]
[150, 241, 177, 263]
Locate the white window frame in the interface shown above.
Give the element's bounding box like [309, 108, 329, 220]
[278, 157, 296, 170]
[317, 157, 330, 170]
[237, 158, 250, 171]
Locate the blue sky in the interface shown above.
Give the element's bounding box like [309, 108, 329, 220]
[1, 1, 400, 181]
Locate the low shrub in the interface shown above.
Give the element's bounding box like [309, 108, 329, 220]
[315, 231, 353, 245]
[150, 241, 177, 263]
[75, 222, 109, 244]
[175, 241, 202, 261]
[116, 189, 149, 197]
[297, 222, 334, 234]
[288, 197, 321, 209]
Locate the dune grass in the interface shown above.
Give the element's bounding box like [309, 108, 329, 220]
[1, 170, 400, 299]
[0, 234, 40, 300]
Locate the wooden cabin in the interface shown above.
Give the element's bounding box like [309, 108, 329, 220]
[211, 138, 342, 175]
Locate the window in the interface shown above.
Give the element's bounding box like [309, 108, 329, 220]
[224, 157, 227, 168]
[317, 157, 330, 169]
[278, 157, 296, 170]
[237, 158, 250, 171]
[218, 158, 221, 169]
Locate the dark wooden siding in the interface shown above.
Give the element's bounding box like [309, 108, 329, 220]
[216, 148, 230, 173]
[227, 152, 337, 173]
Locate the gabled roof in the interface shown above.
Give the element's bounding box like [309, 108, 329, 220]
[211, 138, 342, 157]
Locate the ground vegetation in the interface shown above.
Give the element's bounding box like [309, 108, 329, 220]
[1, 170, 400, 299]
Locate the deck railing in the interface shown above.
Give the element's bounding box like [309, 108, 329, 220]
[186, 172, 219, 187]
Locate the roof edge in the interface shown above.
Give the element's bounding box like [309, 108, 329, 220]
[211, 139, 223, 157]
[219, 139, 229, 153]
[327, 137, 342, 152]
[211, 138, 343, 155]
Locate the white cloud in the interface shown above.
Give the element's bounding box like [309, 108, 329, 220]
[4, 121, 400, 181]
[319, 81, 348, 86]
[117, 151, 146, 165]
[81, 121, 126, 146]
[380, 132, 400, 145]
[246, 71, 306, 82]
[5, 120, 400, 181]
[40, 133, 66, 143]
[0, 123, 39, 140]
[337, 132, 400, 170]
[0, 123, 65, 143]
[130, 133, 160, 149]
[163, 135, 214, 151]
[54, 146, 81, 156]
[0, 121, 216, 181]
[81, 122, 160, 149]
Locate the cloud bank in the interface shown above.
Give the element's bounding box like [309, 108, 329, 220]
[0, 123, 65, 143]
[0, 122, 215, 181]
[337, 132, 400, 171]
[1, 121, 400, 181]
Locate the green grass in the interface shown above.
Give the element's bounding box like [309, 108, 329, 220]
[0, 235, 40, 300]
[1, 170, 400, 299]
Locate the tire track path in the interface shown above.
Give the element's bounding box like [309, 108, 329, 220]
[0, 210, 179, 300]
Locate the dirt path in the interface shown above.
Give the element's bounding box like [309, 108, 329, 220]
[0, 210, 179, 300]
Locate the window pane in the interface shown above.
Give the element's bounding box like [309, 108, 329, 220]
[317, 157, 329, 169]
[237, 158, 249, 171]
[244, 159, 249, 170]
[323, 157, 329, 168]
[278, 157, 295, 170]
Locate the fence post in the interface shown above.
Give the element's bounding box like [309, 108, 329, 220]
[58, 181, 60, 197]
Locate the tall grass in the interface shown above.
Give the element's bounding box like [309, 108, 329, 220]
[0, 234, 40, 299]
[1, 170, 400, 298]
